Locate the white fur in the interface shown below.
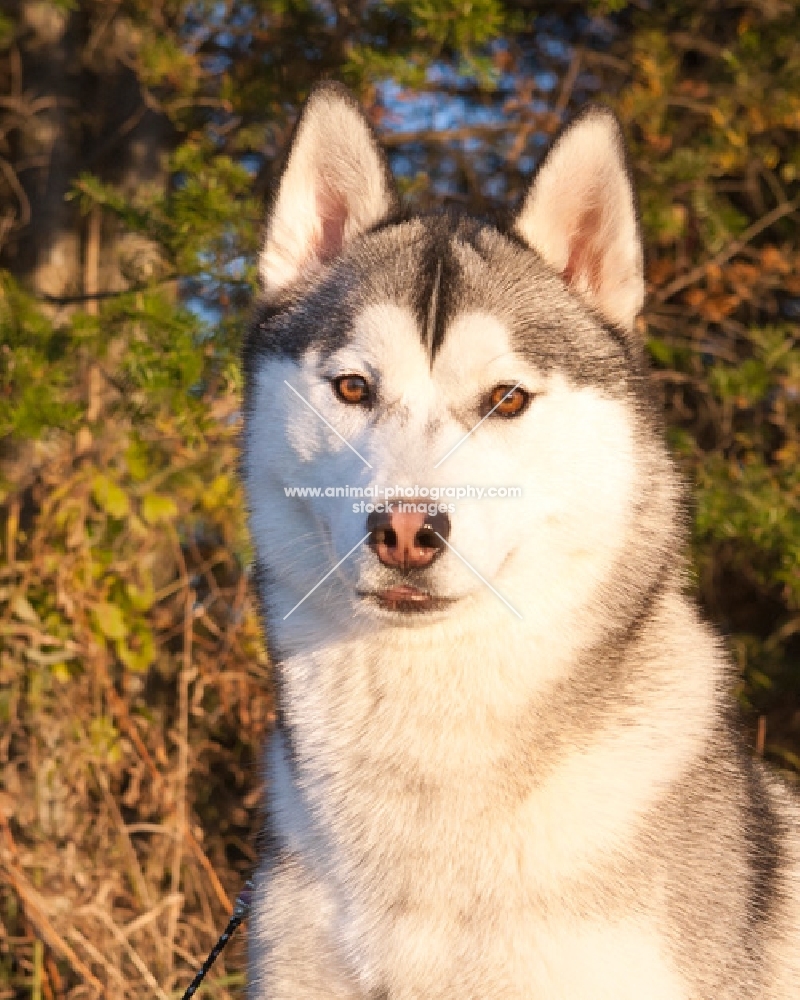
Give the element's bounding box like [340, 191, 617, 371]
[260, 89, 394, 296]
[261, 605, 720, 1000]
[514, 108, 643, 330]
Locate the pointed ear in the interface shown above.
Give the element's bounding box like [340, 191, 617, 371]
[260, 81, 398, 298]
[513, 107, 644, 331]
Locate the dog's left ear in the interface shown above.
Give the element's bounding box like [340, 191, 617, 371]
[260, 81, 398, 299]
[514, 107, 644, 331]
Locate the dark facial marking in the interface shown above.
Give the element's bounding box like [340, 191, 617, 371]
[741, 749, 785, 928]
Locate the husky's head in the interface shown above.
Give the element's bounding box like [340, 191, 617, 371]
[244, 82, 681, 651]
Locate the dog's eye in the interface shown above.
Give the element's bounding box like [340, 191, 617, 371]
[333, 374, 370, 405]
[486, 384, 530, 418]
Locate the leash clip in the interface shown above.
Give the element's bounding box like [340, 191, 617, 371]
[178, 878, 254, 1000]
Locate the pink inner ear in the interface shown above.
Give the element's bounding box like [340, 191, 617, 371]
[315, 186, 349, 264]
[563, 203, 604, 294]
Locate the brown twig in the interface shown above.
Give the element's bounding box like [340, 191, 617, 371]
[0, 156, 30, 228]
[81, 906, 171, 1000]
[0, 856, 103, 994]
[34, 273, 193, 305]
[554, 47, 583, 118]
[380, 120, 546, 147]
[165, 591, 195, 982]
[87, 755, 165, 964]
[756, 715, 767, 756]
[121, 894, 184, 941]
[186, 830, 232, 913]
[654, 196, 800, 303]
[84, 104, 149, 170]
[84, 209, 102, 317]
[66, 927, 129, 996]
[102, 674, 162, 785]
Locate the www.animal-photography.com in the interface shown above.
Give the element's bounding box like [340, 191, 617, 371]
[1, 3, 799, 999]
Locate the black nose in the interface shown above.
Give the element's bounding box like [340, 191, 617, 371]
[366, 504, 451, 570]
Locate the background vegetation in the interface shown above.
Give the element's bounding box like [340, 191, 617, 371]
[1, 1, 799, 998]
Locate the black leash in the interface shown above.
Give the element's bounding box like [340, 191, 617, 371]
[179, 879, 254, 1000]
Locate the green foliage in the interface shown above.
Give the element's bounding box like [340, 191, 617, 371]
[0, 277, 82, 444]
[0, 11, 14, 48]
[610, 0, 800, 742]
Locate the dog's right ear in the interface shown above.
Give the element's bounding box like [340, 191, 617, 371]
[259, 81, 398, 299]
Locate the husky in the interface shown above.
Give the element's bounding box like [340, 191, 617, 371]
[243, 81, 800, 999]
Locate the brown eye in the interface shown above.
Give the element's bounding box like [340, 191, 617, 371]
[486, 384, 530, 418]
[333, 374, 370, 405]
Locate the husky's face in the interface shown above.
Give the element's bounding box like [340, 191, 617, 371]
[244, 84, 671, 642]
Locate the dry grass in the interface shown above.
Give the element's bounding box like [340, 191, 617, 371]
[0, 389, 272, 1000]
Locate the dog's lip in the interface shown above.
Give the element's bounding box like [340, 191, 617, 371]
[377, 585, 432, 604]
[358, 586, 457, 612]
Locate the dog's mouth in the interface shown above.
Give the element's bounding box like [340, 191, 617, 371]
[359, 585, 457, 614]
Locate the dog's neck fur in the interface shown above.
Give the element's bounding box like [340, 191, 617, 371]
[268, 579, 722, 885]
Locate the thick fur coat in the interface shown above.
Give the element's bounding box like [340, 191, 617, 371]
[243, 82, 800, 999]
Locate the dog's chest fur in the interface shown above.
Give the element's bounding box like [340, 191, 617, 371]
[265, 599, 719, 1000]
